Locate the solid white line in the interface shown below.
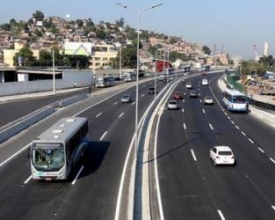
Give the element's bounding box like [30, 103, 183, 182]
[202, 109, 205, 114]
[258, 147, 265, 153]
[72, 165, 84, 185]
[0, 143, 30, 167]
[100, 131, 108, 140]
[241, 131, 246, 136]
[191, 149, 197, 161]
[217, 210, 226, 220]
[209, 123, 214, 130]
[113, 102, 118, 105]
[96, 112, 102, 118]
[118, 112, 124, 118]
[269, 158, 275, 164]
[24, 175, 32, 184]
[183, 123, 187, 130]
[154, 112, 165, 220]
[248, 138, 254, 144]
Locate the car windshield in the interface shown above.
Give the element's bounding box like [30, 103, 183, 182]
[218, 151, 232, 156]
[123, 94, 130, 98]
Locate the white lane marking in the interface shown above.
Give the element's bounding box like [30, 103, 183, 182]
[209, 123, 214, 130]
[227, 116, 230, 120]
[113, 102, 118, 105]
[269, 158, 275, 164]
[241, 131, 246, 137]
[24, 175, 32, 184]
[272, 205, 275, 211]
[202, 109, 205, 114]
[141, 94, 145, 97]
[118, 112, 124, 118]
[191, 149, 197, 161]
[0, 143, 30, 167]
[230, 120, 235, 125]
[217, 210, 226, 220]
[248, 138, 254, 144]
[235, 125, 240, 130]
[154, 112, 165, 220]
[258, 147, 265, 153]
[131, 102, 136, 106]
[182, 108, 184, 113]
[100, 131, 108, 140]
[183, 123, 187, 130]
[72, 165, 84, 185]
[96, 112, 102, 118]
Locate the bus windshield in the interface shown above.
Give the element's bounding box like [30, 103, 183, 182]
[233, 95, 246, 103]
[32, 142, 65, 171]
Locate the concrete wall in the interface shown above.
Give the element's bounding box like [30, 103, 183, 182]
[0, 69, 93, 96]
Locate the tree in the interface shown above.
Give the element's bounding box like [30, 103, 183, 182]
[202, 45, 211, 55]
[33, 10, 44, 21]
[38, 50, 52, 66]
[115, 18, 124, 27]
[13, 45, 37, 66]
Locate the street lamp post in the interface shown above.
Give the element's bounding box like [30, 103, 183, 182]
[116, 2, 163, 155]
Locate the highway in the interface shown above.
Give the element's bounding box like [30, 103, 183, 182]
[1, 71, 275, 220]
[0, 76, 169, 220]
[150, 74, 275, 220]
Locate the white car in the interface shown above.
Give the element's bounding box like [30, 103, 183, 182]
[210, 146, 235, 166]
[202, 78, 208, 85]
[167, 100, 178, 110]
[203, 96, 214, 104]
[185, 82, 192, 89]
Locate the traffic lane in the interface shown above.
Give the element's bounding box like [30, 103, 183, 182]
[0, 80, 162, 219]
[49, 105, 140, 220]
[186, 95, 275, 219]
[157, 87, 275, 220]
[210, 75, 275, 159]
[0, 88, 88, 127]
[155, 100, 221, 219]
[192, 119, 275, 220]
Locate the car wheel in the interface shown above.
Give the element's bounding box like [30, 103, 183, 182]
[214, 160, 217, 166]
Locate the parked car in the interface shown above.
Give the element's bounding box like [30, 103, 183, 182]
[203, 95, 214, 104]
[167, 100, 178, 110]
[120, 94, 131, 103]
[189, 90, 198, 98]
[210, 146, 235, 166]
[174, 91, 183, 99]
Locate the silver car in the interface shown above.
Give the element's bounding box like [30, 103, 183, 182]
[121, 94, 131, 103]
[168, 100, 178, 110]
[203, 95, 214, 104]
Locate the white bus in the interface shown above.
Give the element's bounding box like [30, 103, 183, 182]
[223, 88, 249, 112]
[95, 76, 114, 88]
[30, 117, 89, 181]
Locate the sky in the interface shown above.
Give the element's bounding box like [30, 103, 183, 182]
[1, 0, 275, 59]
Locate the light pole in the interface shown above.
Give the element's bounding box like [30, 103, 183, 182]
[115, 42, 122, 79]
[116, 2, 163, 155]
[52, 49, 56, 94]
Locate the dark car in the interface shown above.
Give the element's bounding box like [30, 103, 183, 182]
[148, 87, 157, 94]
